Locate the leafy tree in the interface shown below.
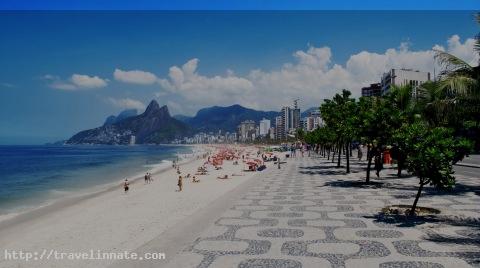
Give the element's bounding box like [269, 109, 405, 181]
[296, 128, 305, 141]
[357, 96, 395, 183]
[320, 90, 357, 173]
[403, 122, 472, 215]
[387, 85, 417, 177]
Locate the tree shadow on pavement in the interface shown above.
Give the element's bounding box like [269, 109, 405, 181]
[384, 182, 480, 197]
[299, 165, 342, 170]
[299, 170, 346, 176]
[365, 212, 480, 228]
[321, 180, 386, 188]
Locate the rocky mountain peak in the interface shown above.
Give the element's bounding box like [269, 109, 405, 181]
[145, 100, 160, 114]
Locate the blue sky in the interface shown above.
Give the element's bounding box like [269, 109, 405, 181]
[0, 11, 479, 144]
[0, 0, 478, 10]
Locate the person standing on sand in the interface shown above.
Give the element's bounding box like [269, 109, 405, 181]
[144, 173, 149, 184]
[177, 176, 183, 191]
[124, 179, 129, 193]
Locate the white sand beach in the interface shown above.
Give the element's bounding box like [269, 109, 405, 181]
[0, 145, 271, 268]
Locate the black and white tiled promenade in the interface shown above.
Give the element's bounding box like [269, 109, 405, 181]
[166, 156, 480, 268]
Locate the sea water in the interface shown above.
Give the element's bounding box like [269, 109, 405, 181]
[0, 144, 192, 215]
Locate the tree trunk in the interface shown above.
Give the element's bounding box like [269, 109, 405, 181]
[332, 146, 335, 162]
[337, 143, 342, 168]
[410, 181, 425, 216]
[327, 148, 330, 160]
[366, 146, 372, 183]
[346, 142, 350, 173]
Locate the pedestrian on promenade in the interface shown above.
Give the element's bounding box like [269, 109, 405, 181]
[374, 149, 383, 178]
[357, 146, 363, 161]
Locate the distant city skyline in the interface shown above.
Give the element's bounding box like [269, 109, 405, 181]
[0, 11, 479, 144]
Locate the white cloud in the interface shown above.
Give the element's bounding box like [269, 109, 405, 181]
[444, 35, 479, 66]
[42, 35, 477, 114]
[158, 58, 254, 110]
[44, 74, 108, 90]
[107, 97, 146, 111]
[156, 35, 478, 114]
[71, 74, 108, 88]
[166, 100, 185, 115]
[113, 68, 158, 85]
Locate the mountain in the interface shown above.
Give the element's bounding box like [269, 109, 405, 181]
[67, 100, 190, 145]
[183, 104, 279, 133]
[103, 109, 138, 126]
[172, 114, 192, 123]
[301, 107, 320, 118]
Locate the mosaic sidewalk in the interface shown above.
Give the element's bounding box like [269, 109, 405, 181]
[165, 156, 480, 268]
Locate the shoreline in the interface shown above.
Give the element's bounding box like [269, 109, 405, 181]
[0, 145, 201, 226]
[0, 144, 265, 268]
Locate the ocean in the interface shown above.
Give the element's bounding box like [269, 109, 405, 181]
[0, 145, 193, 215]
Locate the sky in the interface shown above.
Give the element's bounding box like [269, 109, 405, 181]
[0, 0, 478, 10]
[0, 10, 479, 144]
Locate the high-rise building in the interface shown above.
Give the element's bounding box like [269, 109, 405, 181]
[259, 118, 271, 137]
[303, 108, 323, 132]
[281, 106, 291, 135]
[269, 127, 275, 140]
[290, 99, 301, 130]
[277, 100, 302, 139]
[381, 68, 430, 95]
[361, 83, 382, 97]
[129, 135, 136, 145]
[237, 120, 256, 141]
[275, 116, 283, 140]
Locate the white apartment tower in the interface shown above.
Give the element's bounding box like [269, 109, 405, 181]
[259, 118, 271, 137]
[381, 68, 431, 95]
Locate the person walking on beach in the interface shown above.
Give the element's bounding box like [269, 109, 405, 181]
[123, 179, 130, 193]
[148, 172, 153, 183]
[177, 176, 183, 191]
[144, 173, 149, 184]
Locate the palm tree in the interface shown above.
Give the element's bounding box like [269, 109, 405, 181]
[415, 81, 454, 126]
[433, 13, 479, 98]
[434, 51, 479, 97]
[430, 13, 480, 150]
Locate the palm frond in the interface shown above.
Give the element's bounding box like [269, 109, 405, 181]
[434, 50, 473, 73]
[438, 75, 478, 96]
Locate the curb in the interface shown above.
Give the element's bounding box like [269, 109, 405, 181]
[455, 162, 480, 169]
